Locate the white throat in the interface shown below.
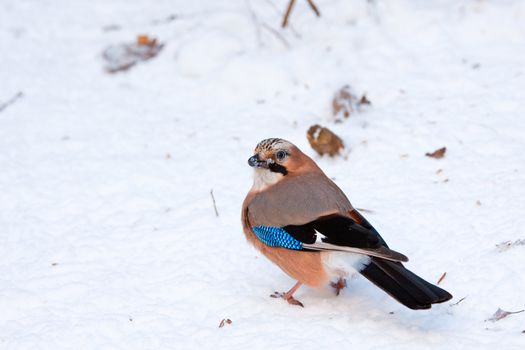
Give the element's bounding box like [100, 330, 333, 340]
[252, 169, 283, 191]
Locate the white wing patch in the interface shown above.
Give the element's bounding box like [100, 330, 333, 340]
[314, 229, 326, 243]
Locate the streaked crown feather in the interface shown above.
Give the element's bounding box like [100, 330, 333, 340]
[255, 138, 293, 153]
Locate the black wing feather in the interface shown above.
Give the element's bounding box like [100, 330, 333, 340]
[283, 213, 453, 309]
[284, 214, 383, 249]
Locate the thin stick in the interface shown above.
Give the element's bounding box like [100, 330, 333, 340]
[450, 296, 467, 306]
[261, 0, 300, 38]
[282, 0, 320, 28]
[0, 91, 23, 113]
[306, 0, 321, 17]
[437, 272, 447, 285]
[210, 189, 219, 217]
[282, 0, 296, 28]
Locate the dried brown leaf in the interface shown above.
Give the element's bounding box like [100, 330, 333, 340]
[332, 86, 354, 119]
[425, 147, 447, 159]
[103, 36, 164, 73]
[137, 35, 156, 46]
[486, 308, 524, 322]
[332, 85, 369, 119]
[307, 124, 344, 157]
[359, 94, 371, 105]
[218, 318, 232, 328]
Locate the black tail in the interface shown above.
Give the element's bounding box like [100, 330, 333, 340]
[360, 258, 453, 310]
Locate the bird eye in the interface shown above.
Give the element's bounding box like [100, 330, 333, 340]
[276, 150, 287, 161]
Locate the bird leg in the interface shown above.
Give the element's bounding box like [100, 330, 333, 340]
[270, 281, 304, 307]
[330, 278, 347, 296]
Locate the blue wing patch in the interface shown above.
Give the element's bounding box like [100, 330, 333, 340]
[252, 226, 303, 250]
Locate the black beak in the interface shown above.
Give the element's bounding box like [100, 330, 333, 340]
[248, 154, 269, 168]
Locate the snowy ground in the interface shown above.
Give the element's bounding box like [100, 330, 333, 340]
[1, 0, 525, 349]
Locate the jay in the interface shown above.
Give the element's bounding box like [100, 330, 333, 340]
[242, 138, 452, 309]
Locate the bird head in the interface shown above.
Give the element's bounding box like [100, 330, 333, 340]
[248, 138, 316, 190]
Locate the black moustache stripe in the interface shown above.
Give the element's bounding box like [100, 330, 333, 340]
[268, 163, 288, 176]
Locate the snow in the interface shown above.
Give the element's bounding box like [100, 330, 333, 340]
[1, 0, 525, 349]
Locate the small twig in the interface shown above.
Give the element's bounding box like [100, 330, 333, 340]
[282, 0, 321, 28]
[306, 0, 321, 17]
[263, 0, 301, 38]
[437, 272, 447, 285]
[282, 0, 296, 28]
[210, 189, 219, 217]
[0, 91, 23, 113]
[450, 296, 467, 306]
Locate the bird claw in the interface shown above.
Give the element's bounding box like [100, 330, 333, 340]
[286, 297, 304, 307]
[270, 291, 304, 307]
[330, 278, 347, 296]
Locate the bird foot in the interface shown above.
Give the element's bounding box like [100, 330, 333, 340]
[330, 278, 347, 296]
[270, 291, 304, 307]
